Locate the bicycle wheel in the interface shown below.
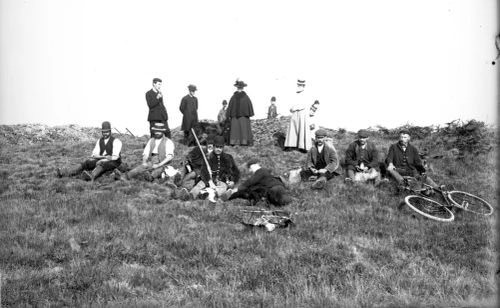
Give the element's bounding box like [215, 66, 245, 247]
[447, 191, 494, 216]
[404, 195, 454, 222]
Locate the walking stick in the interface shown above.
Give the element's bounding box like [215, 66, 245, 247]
[191, 128, 212, 178]
[125, 128, 135, 137]
[113, 127, 123, 136]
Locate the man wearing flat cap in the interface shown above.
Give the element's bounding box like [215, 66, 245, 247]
[190, 136, 240, 201]
[146, 78, 170, 138]
[56, 121, 122, 181]
[224, 158, 292, 206]
[344, 129, 380, 184]
[118, 122, 174, 181]
[300, 129, 341, 189]
[226, 79, 254, 146]
[179, 84, 199, 144]
[385, 130, 440, 190]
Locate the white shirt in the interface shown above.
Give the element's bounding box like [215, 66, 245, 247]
[91, 137, 122, 160]
[142, 137, 175, 161]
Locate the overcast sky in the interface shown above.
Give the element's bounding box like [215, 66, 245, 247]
[0, 0, 497, 135]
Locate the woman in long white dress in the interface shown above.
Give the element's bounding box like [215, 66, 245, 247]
[284, 79, 314, 151]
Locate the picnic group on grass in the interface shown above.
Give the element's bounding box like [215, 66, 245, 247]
[57, 78, 440, 206]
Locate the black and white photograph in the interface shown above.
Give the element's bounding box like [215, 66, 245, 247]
[0, 0, 498, 306]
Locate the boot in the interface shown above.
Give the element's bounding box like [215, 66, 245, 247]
[58, 164, 83, 177]
[90, 165, 105, 181]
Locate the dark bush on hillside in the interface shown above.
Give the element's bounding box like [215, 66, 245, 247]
[374, 124, 435, 140]
[434, 119, 494, 155]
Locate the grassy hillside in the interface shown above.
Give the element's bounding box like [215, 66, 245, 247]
[0, 119, 497, 307]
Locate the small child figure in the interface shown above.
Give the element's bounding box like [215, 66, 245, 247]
[267, 96, 278, 119]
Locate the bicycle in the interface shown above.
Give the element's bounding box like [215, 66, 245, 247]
[401, 176, 493, 222]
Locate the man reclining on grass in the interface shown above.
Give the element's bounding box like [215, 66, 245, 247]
[56, 121, 122, 182]
[222, 158, 292, 206]
[115, 122, 174, 181]
[178, 134, 215, 189]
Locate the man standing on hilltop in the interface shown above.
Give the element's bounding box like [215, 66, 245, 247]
[56, 121, 122, 181]
[226, 80, 254, 146]
[146, 78, 170, 138]
[179, 84, 199, 145]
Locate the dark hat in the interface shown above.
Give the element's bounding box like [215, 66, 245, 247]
[271, 96, 276, 102]
[297, 79, 306, 86]
[188, 84, 197, 91]
[153, 78, 162, 84]
[357, 129, 369, 138]
[315, 129, 327, 137]
[205, 134, 216, 145]
[246, 158, 260, 168]
[234, 80, 247, 88]
[399, 129, 411, 135]
[101, 121, 111, 132]
[151, 122, 167, 132]
[214, 136, 225, 147]
[222, 100, 228, 105]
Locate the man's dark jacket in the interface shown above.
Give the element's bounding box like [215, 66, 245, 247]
[179, 94, 198, 131]
[200, 152, 240, 184]
[385, 142, 425, 173]
[345, 140, 379, 169]
[146, 89, 168, 121]
[238, 168, 284, 192]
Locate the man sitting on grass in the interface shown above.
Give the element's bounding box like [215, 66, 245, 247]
[385, 129, 439, 192]
[223, 158, 292, 206]
[190, 136, 240, 202]
[300, 129, 342, 189]
[116, 122, 174, 181]
[56, 121, 122, 182]
[344, 129, 380, 184]
[178, 134, 215, 189]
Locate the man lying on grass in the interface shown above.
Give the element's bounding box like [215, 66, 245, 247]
[56, 121, 122, 182]
[222, 158, 292, 206]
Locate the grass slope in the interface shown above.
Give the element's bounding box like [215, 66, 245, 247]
[0, 121, 497, 307]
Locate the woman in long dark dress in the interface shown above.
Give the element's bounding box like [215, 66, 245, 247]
[226, 80, 254, 146]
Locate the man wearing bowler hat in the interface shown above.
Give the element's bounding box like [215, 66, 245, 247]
[189, 135, 240, 201]
[118, 122, 174, 181]
[56, 121, 122, 181]
[179, 84, 199, 144]
[300, 129, 341, 189]
[344, 129, 380, 184]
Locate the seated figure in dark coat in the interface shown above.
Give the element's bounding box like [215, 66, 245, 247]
[344, 129, 380, 184]
[224, 158, 292, 206]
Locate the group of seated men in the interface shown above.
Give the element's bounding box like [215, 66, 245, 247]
[56, 120, 439, 206]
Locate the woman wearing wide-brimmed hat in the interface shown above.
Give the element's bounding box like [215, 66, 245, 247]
[226, 79, 254, 146]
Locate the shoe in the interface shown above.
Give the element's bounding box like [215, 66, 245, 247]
[176, 188, 191, 201]
[113, 169, 122, 181]
[311, 177, 326, 190]
[173, 173, 183, 186]
[199, 191, 209, 200]
[82, 171, 93, 181]
[219, 189, 233, 201]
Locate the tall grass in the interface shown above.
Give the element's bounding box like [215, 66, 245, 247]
[0, 127, 497, 307]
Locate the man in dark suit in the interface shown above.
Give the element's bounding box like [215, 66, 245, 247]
[146, 78, 170, 138]
[179, 84, 199, 144]
[225, 158, 292, 206]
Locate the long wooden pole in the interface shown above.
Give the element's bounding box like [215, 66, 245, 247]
[191, 128, 212, 178]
